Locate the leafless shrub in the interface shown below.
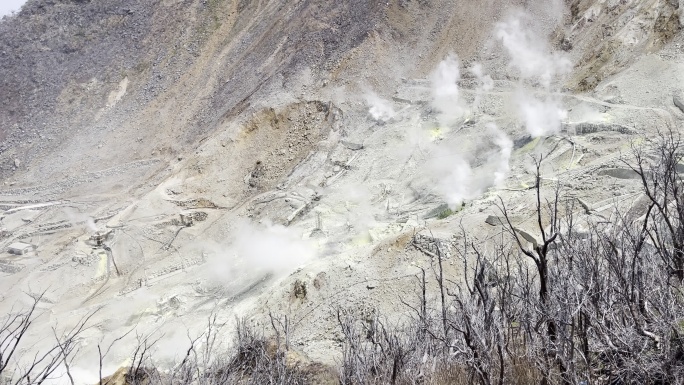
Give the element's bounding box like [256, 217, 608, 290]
[337, 309, 417, 385]
[7, 132, 684, 385]
[337, 130, 684, 385]
[0, 291, 97, 385]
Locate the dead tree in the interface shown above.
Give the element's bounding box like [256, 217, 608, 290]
[498, 156, 568, 385]
[448, 230, 509, 385]
[629, 129, 684, 284]
[0, 292, 97, 385]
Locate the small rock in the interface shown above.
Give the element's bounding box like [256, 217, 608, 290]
[485, 215, 504, 226]
[674, 91, 684, 114]
[597, 168, 640, 179]
[514, 227, 541, 248]
[313, 272, 327, 289]
[577, 198, 592, 215]
[293, 279, 307, 299]
[13, 159, 20, 167]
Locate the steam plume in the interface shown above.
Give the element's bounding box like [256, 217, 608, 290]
[204, 219, 315, 283]
[364, 91, 396, 122]
[495, 12, 570, 137]
[430, 54, 465, 128]
[490, 123, 513, 186]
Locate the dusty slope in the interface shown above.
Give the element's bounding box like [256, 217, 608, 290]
[1, 0, 684, 382]
[0, 0, 383, 182]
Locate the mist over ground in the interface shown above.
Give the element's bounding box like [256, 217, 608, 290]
[1, 0, 684, 383]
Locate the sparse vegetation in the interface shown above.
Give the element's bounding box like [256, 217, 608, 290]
[331, 130, 684, 384]
[4, 0, 684, 384]
[3, 131, 684, 384]
[436, 207, 453, 219]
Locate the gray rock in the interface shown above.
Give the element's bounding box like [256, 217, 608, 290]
[576, 198, 592, 214]
[423, 203, 449, 219]
[674, 91, 684, 114]
[597, 168, 640, 179]
[341, 140, 364, 151]
[563, 122, 633, 135]
[485, 215, 505, 226]
[513, 227, 541, 248]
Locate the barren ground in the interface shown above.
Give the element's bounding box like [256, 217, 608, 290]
[1, 0, 684, 382]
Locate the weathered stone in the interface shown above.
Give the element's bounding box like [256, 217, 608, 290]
[513, 135, 534, 149]
[564, 122, 633, 135]
[423, 203, 449, 219]
[412, 233, 452, 258]
[674, 90, 684, 114]
[597, 168, 640, 179]
[313, 272, 327, 289]
[513, 227, 541, 248]
[577, 198, 592, 214]
[340, 140, 364, 151]
[485, 215, 504, 226]
[293, 279, 307, 299]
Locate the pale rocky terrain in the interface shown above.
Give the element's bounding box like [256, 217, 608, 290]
[1, 0, 684, 383]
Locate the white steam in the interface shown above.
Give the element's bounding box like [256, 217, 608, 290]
[490, 123, 513, 186]
[471, 63, 494, 91]
[471, 63, 494, 111]
[423, 127, 513, 207]
[364, 91, 396, 122]
[495, 13, 571, 88]
[204, 219, 315, 283]
[419, 55, 515, 207]
[430, 54, 465, 127]
[335, 183, 379, 233]
[427, 148, 474, 207]
[570, 103, 607, 123]
[516, 91, 567, 137]
[496, 12, 571, 137]
[63, 207, 98, 233]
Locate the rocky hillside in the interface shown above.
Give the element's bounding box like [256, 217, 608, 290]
[1, 0, 680, 183]
[1, 0, 684, 383]
[0, 0, 383, 182]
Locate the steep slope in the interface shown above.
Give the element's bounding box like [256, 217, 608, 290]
[1, 0, 684, 382]
[0, 0, 383, 183]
